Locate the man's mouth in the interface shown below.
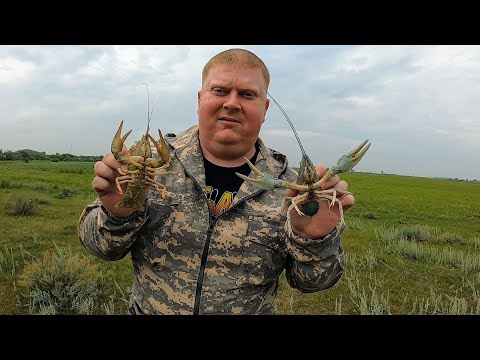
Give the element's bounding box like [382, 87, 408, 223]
[218, 117, 240, 124]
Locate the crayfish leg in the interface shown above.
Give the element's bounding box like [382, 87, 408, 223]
[115, 177, 134, 195]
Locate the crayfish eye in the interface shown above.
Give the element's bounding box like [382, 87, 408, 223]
[128, 164, 137, 171]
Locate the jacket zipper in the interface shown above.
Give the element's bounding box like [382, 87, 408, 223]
[180, 153, 288, 314]
[193, 217, 216, 314]
[192, 190, 263, 314]
[178, 164, 211, 314]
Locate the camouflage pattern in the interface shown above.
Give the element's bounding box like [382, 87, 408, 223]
[78, 125, 346, 314]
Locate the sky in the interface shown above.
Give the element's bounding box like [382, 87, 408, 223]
[1, 45, 479, 180]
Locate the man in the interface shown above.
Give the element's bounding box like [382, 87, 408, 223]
[78, 48, 353, 314]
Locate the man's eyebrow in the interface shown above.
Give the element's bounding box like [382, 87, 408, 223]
[208, 81, 228, 88]
[208, 82, 261, 94]
[238, 87, 260, 93]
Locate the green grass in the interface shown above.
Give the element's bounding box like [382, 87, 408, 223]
[0, 161, 133, 314]
[343, 173, 480, 236]
[274, 173, 480, 314]
[1, 161, 479, 314]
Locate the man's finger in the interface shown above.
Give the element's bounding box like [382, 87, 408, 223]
[285, 188, 298, 198]
[333, 180, 348, 192]
[315, 163, 327, 177]
[92, 176, 112, 196]
[94, 160, 118, 181]
[340, 194, 355, 211]
[320, 175, 341, 190]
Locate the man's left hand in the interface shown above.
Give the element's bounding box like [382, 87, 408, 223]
[285, 163, 354, 239]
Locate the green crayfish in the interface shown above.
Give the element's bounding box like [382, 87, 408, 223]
[236, 93, 371, 235]
[110, 84, 176, 210]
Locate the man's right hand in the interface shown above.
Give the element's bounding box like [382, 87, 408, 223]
[92, 152, 137, 217]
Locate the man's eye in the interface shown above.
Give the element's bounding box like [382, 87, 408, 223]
[243, 92, 256, 98]
[212, 88, 226, 95]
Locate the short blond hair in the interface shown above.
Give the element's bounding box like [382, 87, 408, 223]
[202, 48, 270, 91]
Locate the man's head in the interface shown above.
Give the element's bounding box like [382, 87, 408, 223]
[201, 48, 270, 94]
[197, 48, 271, 166]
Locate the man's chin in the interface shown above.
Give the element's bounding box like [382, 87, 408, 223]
[214, 129, 241, 144]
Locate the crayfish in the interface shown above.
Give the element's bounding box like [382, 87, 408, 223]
[236, 93, 371, 236]
[111, 84, 176, 210]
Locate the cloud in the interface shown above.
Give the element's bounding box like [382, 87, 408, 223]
[0, 57, 36, 85]
[1, 45, 479, 179]
[344, 96, 377, 107]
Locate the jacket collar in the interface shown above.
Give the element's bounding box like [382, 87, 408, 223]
[167, 125, 289, 203]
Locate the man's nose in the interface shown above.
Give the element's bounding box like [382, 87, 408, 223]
[223, 92, 241, 111]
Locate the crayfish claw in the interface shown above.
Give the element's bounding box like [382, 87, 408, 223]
[111, 120, 132, 159]
[236, 157, 281, 190]
[147, 129, 170, 164]
[236, 157, 308, 191]
[348, 139, 370, 158]
[334, 140, 371, 174]
[244, 157, 263, 177]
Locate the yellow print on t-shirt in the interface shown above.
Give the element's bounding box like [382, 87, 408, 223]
[205, 186, 236, 217]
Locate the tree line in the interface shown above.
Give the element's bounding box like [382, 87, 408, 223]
[0, 149, 103, 163]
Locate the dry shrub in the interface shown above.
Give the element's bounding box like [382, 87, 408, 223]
[4, 197, 35, 216]
[18, 246, 104, 315]
[439, 232, 463, 245]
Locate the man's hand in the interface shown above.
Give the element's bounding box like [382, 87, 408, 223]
[92, 150, 139, 217]
[285, 163, 354, 239]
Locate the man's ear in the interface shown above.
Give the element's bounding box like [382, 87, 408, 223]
[262, 98, 270, 123]
[197, 90, 202, 116]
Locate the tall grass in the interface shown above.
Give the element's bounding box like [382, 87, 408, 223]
[375, 224, 480, 271]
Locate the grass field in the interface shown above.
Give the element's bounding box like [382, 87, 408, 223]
[1, 160, 479, 314]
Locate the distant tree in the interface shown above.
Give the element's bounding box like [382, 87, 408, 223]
[0, 148, 102, 162]
[19, 150, 31, 163]
[4, 151, 14, 160]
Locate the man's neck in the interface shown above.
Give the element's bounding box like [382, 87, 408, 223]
[200, 144, 257, 168]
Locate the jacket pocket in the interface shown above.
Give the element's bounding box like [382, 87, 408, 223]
[236, 213, 287, 286]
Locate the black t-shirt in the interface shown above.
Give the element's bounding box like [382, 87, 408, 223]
[204, 146, 259, 218]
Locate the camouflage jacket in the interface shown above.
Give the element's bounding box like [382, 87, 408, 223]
[78, 125, 345, 314]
